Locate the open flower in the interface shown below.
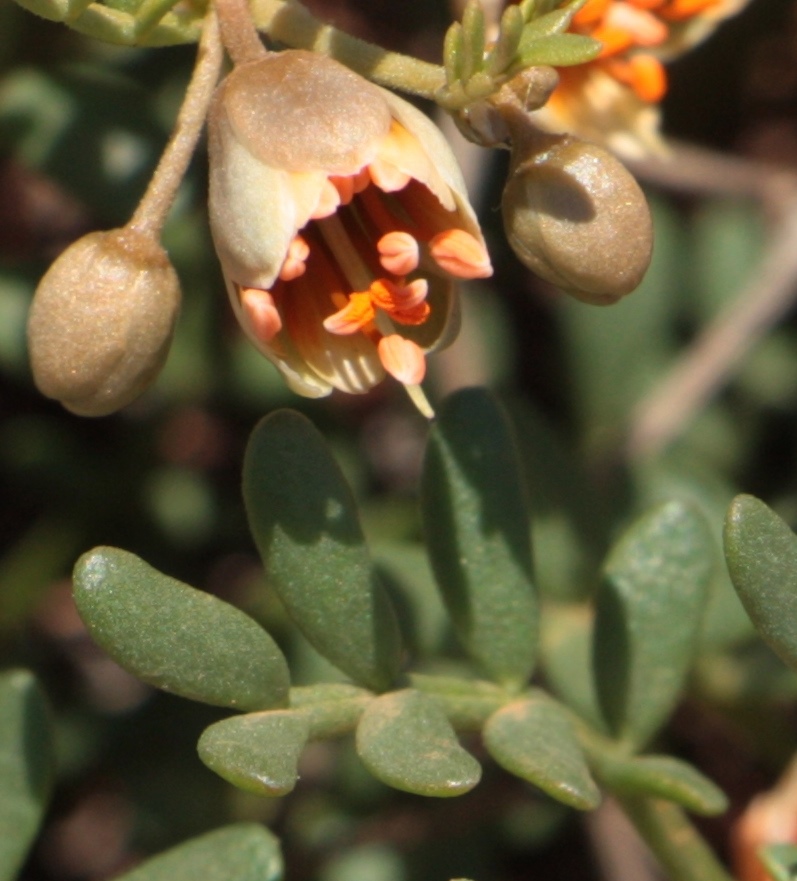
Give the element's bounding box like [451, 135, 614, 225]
[534, 0, 749, 157]
[208, 50, 492, 399]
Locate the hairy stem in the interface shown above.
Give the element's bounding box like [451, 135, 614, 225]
[128, 4, 223, 236]
[250, 0, 446, 97]
[617, 795, 736, 881]
[217, 0, 267, 65]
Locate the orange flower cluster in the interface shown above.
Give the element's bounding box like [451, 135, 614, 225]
[532, 0, 747, 156]
[569, 0, 723, 103]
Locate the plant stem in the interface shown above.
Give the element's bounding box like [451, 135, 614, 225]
[250, 0, 446, 97]
[128, 3, 223, 237]
[617, 795, 736, 881]
[217, 0, 267, 65]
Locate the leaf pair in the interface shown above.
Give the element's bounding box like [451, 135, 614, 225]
[441, 0, 599, 107]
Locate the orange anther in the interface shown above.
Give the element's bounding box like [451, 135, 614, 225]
[241, 287, 282, 343]
[429, 229, 493, 279]
[377, 231, 420, 276]
[630, 54, 667, 101]
[323, 291, 375, 335]
[377, 334, 426, 385]
[590, 24, 636, 56]
[660, 0, 720, 20]
[604, 2, 669, 46]
[574, 0, 613, 27]
[370, 278, 430, 325]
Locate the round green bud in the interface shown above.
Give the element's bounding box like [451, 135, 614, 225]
[27, 228, 181, 416]
[502, 130, 653, 305]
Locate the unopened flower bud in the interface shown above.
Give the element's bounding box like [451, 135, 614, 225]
[501, 127, 653, 305]
[28, 228, 181, 416]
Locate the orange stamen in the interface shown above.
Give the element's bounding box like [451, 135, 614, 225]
[627, 0, 667, 10]
[370, 278, 431, 325]
[241, 287, 282, 343]
[378, 231, 420, 276]
[659, 0, 721, 19]
[606, 53, 667, 101]
[574, 0, 613, 27]
[377, 335, 426, 385]
[590, 24, 636, 56]
[322, 291, 375, 335]
[429, 229, 493, 279]
[604, 3, 669, 46]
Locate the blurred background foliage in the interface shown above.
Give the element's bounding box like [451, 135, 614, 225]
[3, 0, 797, 878]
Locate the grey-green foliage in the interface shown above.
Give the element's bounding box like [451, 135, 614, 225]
[356, 689, 482, 797]
[483, 693, 600, 810]
[0, 670, 54, 881]
[593, 501, 715, 749]
[114, 824, 283, 881]
[724, 494, 797, 671]
[68, 395, 728, 823]
[243, 411, 402, 693]
[73, 547, 290, 711]
[421, 388, 537, 687]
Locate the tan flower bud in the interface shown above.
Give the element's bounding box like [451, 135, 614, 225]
[28, 228, 181, 416]
[501, 128, 653, 305]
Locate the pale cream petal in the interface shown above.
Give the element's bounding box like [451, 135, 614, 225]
[222, 277, 333, 398]
[378, 88, 478, 226]
[208, 105, 298, 289]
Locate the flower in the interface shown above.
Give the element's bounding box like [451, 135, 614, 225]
[208, 50, 492, 399]
[534, 0, 749, 157]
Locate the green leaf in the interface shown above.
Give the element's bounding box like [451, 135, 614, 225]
[443, 21, 465, 87]
[0, 670, 54, 881]
[634, 454, 752, 650]
[724, 495, 797, 672]
[486, 3, 524, 76]
[243, 411, 401, 692]
[356, 689, 481, 797]
[421, 388, 537, 686]
[760, 844, 797, 881]
[460, 0, 486, 83]
[483, 695, 600, 810]
[592, 753, 727, 816]
[515, 33, 600, 69]
[593, 501, 714, 748]
[114, 824, 283, 881]
[73, 547, 289, 711]
[519, 1, 581, 44]
[197, 711, 309, 797]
